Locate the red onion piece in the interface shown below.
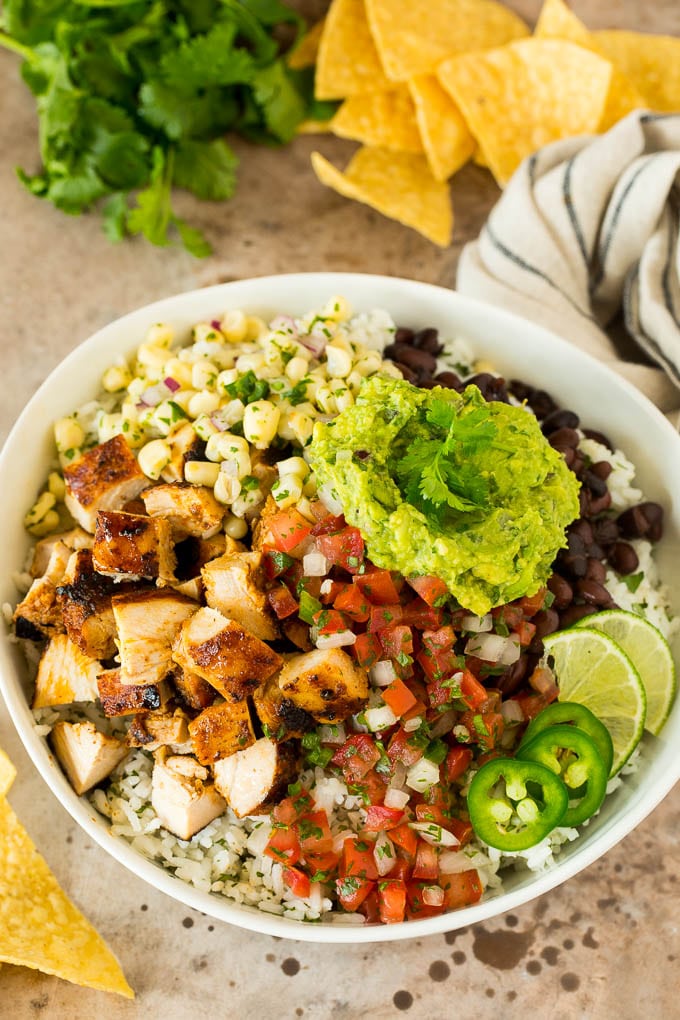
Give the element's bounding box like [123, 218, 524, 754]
[163, 376, 181, 393]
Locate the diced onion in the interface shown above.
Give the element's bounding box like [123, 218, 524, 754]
[318, 484, 343, 516]
[384, 788, 410, 810]
[163, 376, 181, 392]
[465, 632, 521, 665]
[529, 665, 559, 697]
[373, 832, 397, 877]
[364, 705, 398, 732]
[501, 699, 525, 725]
[461, 613, 493, 633]
[429, 709, 458, 738]
[422, 886, 445, 907]
[316, 630, 357, 649]
[440, 850, 489, 874]
[319, 723, 346, 745]
[299, 332, 327, 357]
[319, 579, 334, 596]
[389, 762, 407, 792]
[403, 715, 424, 733]
[369, 660, 397, 687]
[139, 381, 174, 407]
[303, 552, 329, 576]
[409, 821, 460, 848]
[332, 830, 357, 854]
[270, 315, 298, 336]
[405, 758, 440, 793]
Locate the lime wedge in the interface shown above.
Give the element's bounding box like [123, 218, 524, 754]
[573, 610, 677, 736]
[542, 629, 646, 776]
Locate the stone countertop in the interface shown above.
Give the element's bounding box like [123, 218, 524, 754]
[1, 2, 679, 1017]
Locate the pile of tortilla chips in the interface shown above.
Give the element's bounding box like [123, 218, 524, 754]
[0, 744, 133, 998]
[299, 0, 680, 246]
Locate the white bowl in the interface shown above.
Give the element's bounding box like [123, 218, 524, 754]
[1, 273, 678, 943]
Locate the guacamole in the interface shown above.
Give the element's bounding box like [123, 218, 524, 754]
[309, 376, 580, 616]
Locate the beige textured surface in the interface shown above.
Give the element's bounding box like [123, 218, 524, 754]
[1, 2, 679, 1016]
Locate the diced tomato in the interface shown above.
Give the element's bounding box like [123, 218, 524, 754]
[352, 767, 389, 806]
[519, 587, 548, 617]
[264, 826, 301, 866]
[305, 850, 341, 882]
[296, 810, 334, 856]
[262, 547, 295, 579]
[426, 672, 461, 709]
[401, 698, 427, 726]
[387, 727, 425, 768]
[459, 710, 504, 751]
[340, 836, 379, 881]
[389, 822, 418, 859]
[268, 509, 312, 553]
[378, 879, 407, 923]
[459, 670, 489, 711]
[313, 608, 351, 635]
[417, 646, 461, 683]
[354, 569, 401, 606]
[406, 881, 446, 920]
[492, 604, 524, 630]
[514, 619, 537, 646]
[271, 789, 313, 826]
[333, 584, 370, 622]
[412, 840, 439, 881]
[382, 677, 417, 719]
[388, 858, 412, 882]
[422, 626, 456, 653]
[266, 583, 299, 620]
[310, 513, 346, 536]
[445, 746, 473, 784]
[446, 817, 474, 848]
[439, 869, 483, 909]
[407, 575, 449, 606]
[379, 624, 413, 661]
[363, 804, 405, 832]
[336, 874, 375, 911]
[320, 579, 346, 604]
[367, 604, 404, 633]
[352, 632, 383, 669]
[282, 865, 311, 898]
[331, 734, 381, 782]
[513, 690, 558, 720]
[401, 598, 445, 630]
[317, 527, 365, 573]
[357, 888, 381, 923]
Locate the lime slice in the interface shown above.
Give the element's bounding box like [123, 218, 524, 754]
[542, 629, 646, 776]
[573, 610, 677, 736]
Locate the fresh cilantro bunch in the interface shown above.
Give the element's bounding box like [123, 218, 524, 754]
[393, 396, 497, 522]
[0, 0, 330, 255]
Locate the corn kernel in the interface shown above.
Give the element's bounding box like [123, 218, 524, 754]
[192, 323, 224, 345]
[288, 410, 314, 447]
[243, 400, 280, 449]
[276, 456, 309, 481]
[138, 439, 171, 480]
[102, 363, 132, 393]
[24, 491, 56, 528]
[27, 509, 61, 538]
[47, 472, 66, 502]
[137, 343, 170, 372]
[302, 472, 318, 498]
[346, 370, 363, 394]
[146, 323, 174, 349]
[231, 487, 263, 518]
[170, 389, 198, 413]
[54, 417, 84, 453]
[214, 473, 241, 505]
[188, 391, 221, 418]
[322, 295, 351, 322]
[283, 356, 308, 385]
[245, 315, 267, 341]
[163, 358, 194, 388]
[354, 352, 384, 376]
[224, 512, 249, 540]
[272, 473, 303, 509]
[474, 358, 495, 373]
[151, 400, 187, 437]
[220, 309, 248, 343]
[216, 369, 239, 394]
[236, 352, 266, 374]
[296, 496, 317, 522]
[206, 432, 249, 461]
[191, 361, 219, 390]
[184, 460, 221, 487]
[325, 344, 353, 380]
[193, 414, 218, 441]
[380, 361, 404, 380]
[216, 398, 246, 427]
[98, 412, 125, 444]
[315, 384, 336, 415]
[334, 387, 355, 413]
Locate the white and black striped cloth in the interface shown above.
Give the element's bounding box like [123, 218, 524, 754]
[457, 111, 680, 417]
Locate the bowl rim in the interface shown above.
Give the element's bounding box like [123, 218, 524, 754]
[1, 271, 679, 943]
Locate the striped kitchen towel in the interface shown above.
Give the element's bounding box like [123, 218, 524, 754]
[457, 111, 680, 417]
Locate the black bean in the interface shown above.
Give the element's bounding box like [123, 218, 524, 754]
[385, 343, 438, 376]
[467, 372, 510, 403]
[587, 491, 612, 517]
[412, 327, 443, 355]
[582, 428, 614, 451]
[541, 408, 580, 434]
[585, 558, 607, 584]
[578, 489, 590, 517]
[640, 502, 664, 542]
[394, 327, 415, 344]
[527, 389, 558, 419]
[576, 579, 611, 606]
[586, 542, 605, 561]
[559, 604, 598, 628]
[590, 460, 613, 481]
[549, 426, 580, 450]
[593, 517, 619, 546]
[559, 552, 588, 579]
[571, 452, 586, 477]
[554, 445, 576, 468]
[434, 370, 462, 390]
[569, 519, 594, 546]
[496, 654, 529, 696]
[509, 379, 535, 402]
[392, 361, 418, 384]
[547, 573, 574, 610]
[583, 470, 609, 498]
[607, 541, 640, 575]
[532, 608, 560, 639]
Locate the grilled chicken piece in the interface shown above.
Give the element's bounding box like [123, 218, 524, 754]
[51, 721, 128, 796]
[32, 634, 101, 709]
[127, 706, 191, 752]
[275, 648, 369, 723]
[92, 510, 176, 584]
[160, 423, 206, 484]
[212, 738, 298, 818]
[171, 577, 204, 602]
[112, 589, 197, 686]
[142, 482, 224, 539]
[174, 533, 229, 580]
[281, 617, 314, 652]
[251, 495, 278, 552]
[97, 668, 168, 717]
[189, 700, 256, 765]
[172, 607, 282, 702]
[30, 527, 91, 578]
[14, 540, 72, 640]
[171, 667, 217, 712]
[64, 435, 148, 533]
[252, 675, 316, 741]
[57, 549, 137, 660]
[202, 551, 278, 642]
[151, 752, 226, 840]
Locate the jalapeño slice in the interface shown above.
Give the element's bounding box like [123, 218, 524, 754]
[517, 724, 608, 827]
[519, 701, 614, 777]
[467, 758, 568, 852]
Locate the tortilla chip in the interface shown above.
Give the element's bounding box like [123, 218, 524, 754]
[315, 0, 391, 99]
[287, 17, 326, 70]
[595, 30, 680, 114]
[365, 0, 529, 81]
[0, 747, 16, 798]
[311, 148, 452, 246]
[0, 798, 133, 998]
[408, 75, 475, 181]
[438, 39, 613, 187]
[534, 0, 645, 130]
[331, 85, 423, 152]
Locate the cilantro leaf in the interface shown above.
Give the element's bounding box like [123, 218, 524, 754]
[126, 145, 173, 247]
[173, 139, 238, 201]
[102, 191, 128, 241]
[252, 58, 307, 143]
[158, 21, 255, 90]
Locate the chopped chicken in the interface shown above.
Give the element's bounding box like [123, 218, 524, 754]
[202, 551, 278, 641]
[281, 617, 314, 652]
[51, 720, 128, 796]
[14, 540, 72, 639]
[151, 752, 226, 840]
[189, 700, 256, 765]
[172, 577, 204, 602]
[112, 589, 197, 686]
[64, 435, 148, 532]
[275, 648, 369, 723]
[142, 482, 225, 539]
[171, 667, 216, 711]
[30, 527, 91, 578]
[172, 606, 281, 702]
[159, 423, 206, 484]
[92, 510, 176, 584]
[127, 706, 191, 752]
[251, 494, 278, 552]
[32, 634, 101, 709]
[252, 675, 316, 741]
[173, 533, 229, 593]
[212, 738, 298, 818]
[57, 549, 138, 660]
[97, 668, 168, 717]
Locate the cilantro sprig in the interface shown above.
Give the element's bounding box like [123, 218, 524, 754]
[0, 0, 332, 255]
[393, 397, 497, 522]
